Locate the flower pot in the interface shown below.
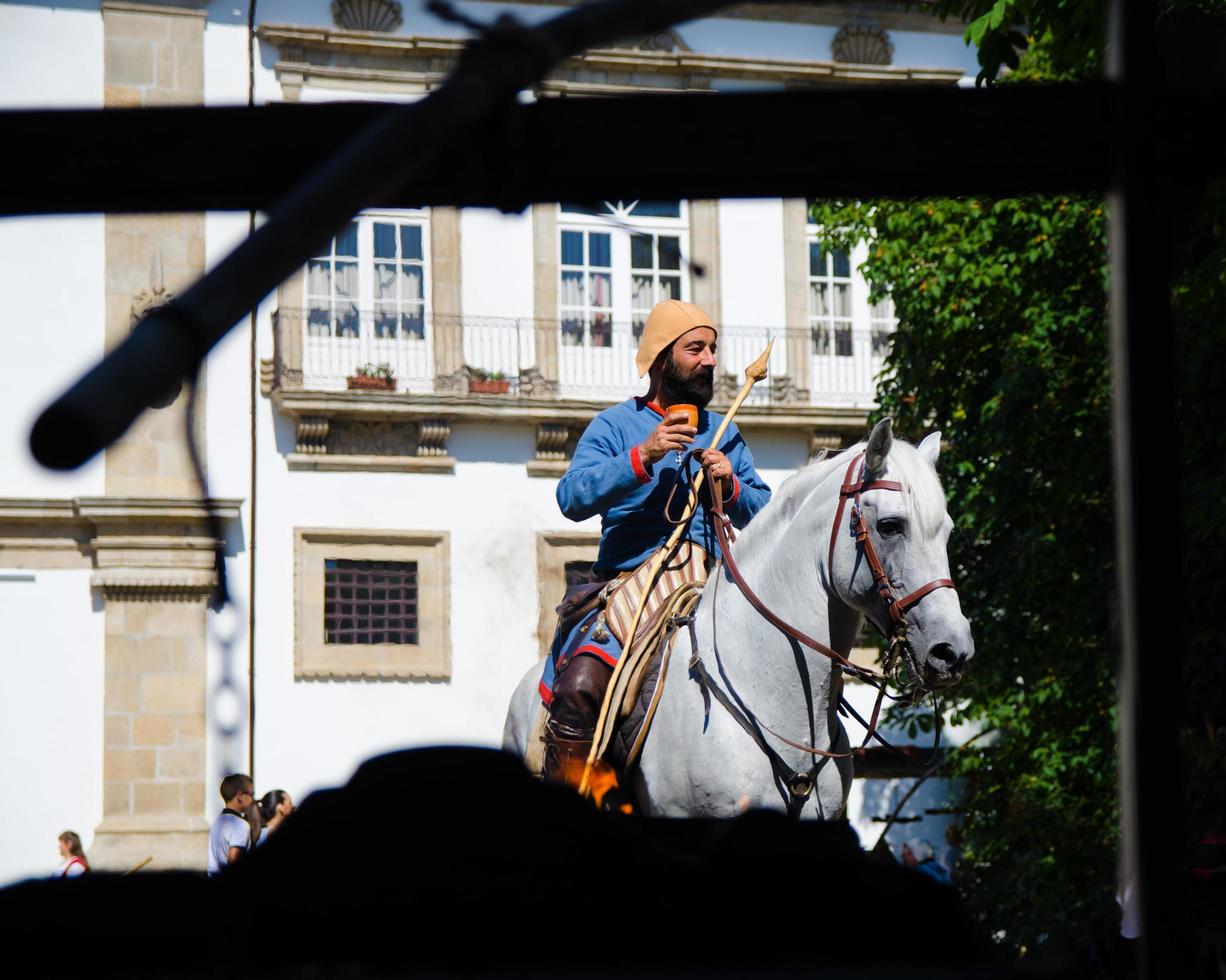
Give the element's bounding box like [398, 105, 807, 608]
[468, 378, 510, 394]
[346, 375, 396, 391]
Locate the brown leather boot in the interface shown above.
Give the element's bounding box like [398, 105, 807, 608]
[541, 720, 592, 789]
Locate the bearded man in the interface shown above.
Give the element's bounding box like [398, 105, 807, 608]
[543, 299, 772, 786]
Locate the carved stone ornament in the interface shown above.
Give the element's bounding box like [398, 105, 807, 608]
[517, 367, 558, 398]
[130, 250, 180, 409]
[810, 431, 843, 459]
[712, 372, 741, 405]
[327, 420, 413, 456]
[831, 25, 894, 66]
[416, 419, 450, 458]
[331, 0, 403, 33]
[770, 374, 810, 405]
[612, 29, 690, 53]
[535, 423, 571, 463]
[296, 416, 330, 455]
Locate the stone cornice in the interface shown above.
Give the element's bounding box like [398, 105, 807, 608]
[101, 1, 208, 19]
[469, 1, 967, 35]
[0, 497, 244, 574]
[272, 386, 869, 433]
[257, 25, 965, 92]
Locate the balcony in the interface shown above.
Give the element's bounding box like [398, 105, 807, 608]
[264, 309, 889, 473]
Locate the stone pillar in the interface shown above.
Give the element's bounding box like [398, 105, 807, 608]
[95, 2, 218, 872]
[94, 582, 212, 871]
[102, 1, 207, 499]
[430, 207, 465, 390]
[688, 199, 722, 325]
[781, 197, 812, 400]
[531, 204, 559, 388]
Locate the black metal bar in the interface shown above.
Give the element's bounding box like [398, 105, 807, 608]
[1108, 0, 1188, 975]
[7, 83, 1222, 215]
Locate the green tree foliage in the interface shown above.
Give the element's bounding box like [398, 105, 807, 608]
[813, 12, 1226, 954]
[812, 191, 1118, 954]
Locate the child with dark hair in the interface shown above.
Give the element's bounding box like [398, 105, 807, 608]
[207, 773, 253, 875]
[56, 831, 89, 877]
[255, 789, 294, 846]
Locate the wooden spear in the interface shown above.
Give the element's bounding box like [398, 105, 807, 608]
[578, 339, 774, 799]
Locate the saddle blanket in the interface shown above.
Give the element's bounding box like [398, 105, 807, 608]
[537, 608, 624, 707]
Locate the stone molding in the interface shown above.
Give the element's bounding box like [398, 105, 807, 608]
[294, 527, 451, 679]
[101, 1, 208, 19]
[271, 386, 871, 444]
[536, 530, 600, 656]
[476, 1, 968, 34]
[91, 567, 217, 602]
[286, 415, 456, 473]
[257, 25, 965, 99]
[0, 496, 243, 571]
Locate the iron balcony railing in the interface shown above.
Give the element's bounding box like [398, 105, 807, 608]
[271, 308, 892, 409]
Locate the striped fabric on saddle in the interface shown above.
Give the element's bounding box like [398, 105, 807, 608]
[603, 540, 709, 650]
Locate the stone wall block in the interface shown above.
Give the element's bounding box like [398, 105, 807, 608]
[178, 714, 204, 741]
[105, 748, 156, 782]
[174, 43, 203, 92]
[155, 43, 176, 90]
[157, 745, 204, 780]
[132, 714, 176, 746]
[106, 674, 142, 712]
[105, 715, 131, 748]
[104, 781, 131, 817]
[146, 601, 200, 637]
[104, 83, 142, 107]
[169, 15, 202, 44]
[183, 781, 205, 818]
[106, 12, 170, 42]
[133, 780, 182, 815]
[142, 675, 202, 715]
[106, 39, 154, 86]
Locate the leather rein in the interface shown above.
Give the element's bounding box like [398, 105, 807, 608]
[670, 449, 956, 801]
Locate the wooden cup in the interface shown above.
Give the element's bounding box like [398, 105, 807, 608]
[668, 403, 699, 429]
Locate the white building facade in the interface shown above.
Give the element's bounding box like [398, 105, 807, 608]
[0, 0, 977, 883]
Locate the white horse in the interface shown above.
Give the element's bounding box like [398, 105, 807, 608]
[504, 419, 974, 818]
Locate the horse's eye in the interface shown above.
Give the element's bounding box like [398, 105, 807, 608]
[878, 517, 906, 536]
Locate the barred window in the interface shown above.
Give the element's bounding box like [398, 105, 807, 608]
[564, 560, 601, 589]
[324, 558, 418, 645]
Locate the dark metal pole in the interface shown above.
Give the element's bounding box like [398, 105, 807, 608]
[1108, 0, 1188, 974]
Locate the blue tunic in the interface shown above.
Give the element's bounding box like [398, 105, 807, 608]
[556, 397, 772, 573]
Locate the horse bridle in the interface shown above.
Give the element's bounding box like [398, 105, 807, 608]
[675, 448, 958, 800]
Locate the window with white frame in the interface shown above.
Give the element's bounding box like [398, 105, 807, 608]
[558, 201, 688, 348]
[869, 295, 898, 357]
[306, 212, 428, 340]
[808, 240, 854, 357]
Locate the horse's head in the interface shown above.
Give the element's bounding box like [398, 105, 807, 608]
[833, 419, 974, 692]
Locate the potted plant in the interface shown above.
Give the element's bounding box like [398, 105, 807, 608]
[346, 362, 396, 391]
[468, 367, 511, 395]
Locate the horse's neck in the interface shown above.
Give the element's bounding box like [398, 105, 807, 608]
[698, 481, 856, 725]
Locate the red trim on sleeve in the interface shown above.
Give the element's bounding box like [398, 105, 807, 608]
[728, 475, 741, 505]
[630, 445, 651, 483]
[538, 679, 553, 706]
[574, 644, 619, 668]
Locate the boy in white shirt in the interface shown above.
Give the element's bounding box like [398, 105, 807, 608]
[206, 773, 253, 875]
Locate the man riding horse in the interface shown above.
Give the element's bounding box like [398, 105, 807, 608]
[543, 299, 773, 787]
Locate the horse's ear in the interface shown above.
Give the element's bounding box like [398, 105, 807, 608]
[865, 417, 893, 472]
[917, 431, 942, 467]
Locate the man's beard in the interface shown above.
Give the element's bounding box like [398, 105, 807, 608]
[661, 352, 715, 408]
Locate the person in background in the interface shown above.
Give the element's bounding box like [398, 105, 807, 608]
[255, 789, 294, 846]
[902, 838, 952, 885]
[207, 773, 254, 875]
[56, 831, 89, 878]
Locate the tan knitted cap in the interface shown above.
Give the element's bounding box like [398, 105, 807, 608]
[634, 300, 717, 378]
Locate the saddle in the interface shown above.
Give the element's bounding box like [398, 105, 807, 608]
[526, 544, 708, 785]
